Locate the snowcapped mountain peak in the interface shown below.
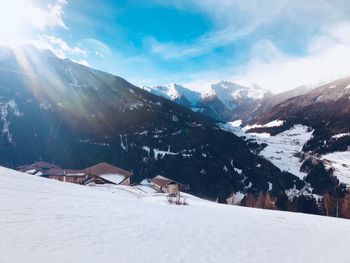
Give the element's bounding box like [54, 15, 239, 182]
[207, 81, 271, 110]
[200, 89, 216, 99]
[143, 83, 201, 106]
[144, 81, 271, 106]
[160, 83, 181, 100]
[167, 82, 180, 89]
[212, 81, 270, 99]
[246, 83, 272, 100]
[142, 84, 180, 100]
[143, 81, 273, 121]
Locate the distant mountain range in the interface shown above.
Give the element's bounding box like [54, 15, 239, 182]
[144, 81, 310, 123]
[0, 45, 301, 202]
[145, 71, 350, 218]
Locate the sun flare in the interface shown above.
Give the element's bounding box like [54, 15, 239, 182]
[0, 1, 28, 43]
[0, 0, 56, 45]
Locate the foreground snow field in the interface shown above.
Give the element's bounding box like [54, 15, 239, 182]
[1, 167, 350, 263]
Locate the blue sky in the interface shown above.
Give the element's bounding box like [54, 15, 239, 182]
[2, 0, 350, 92]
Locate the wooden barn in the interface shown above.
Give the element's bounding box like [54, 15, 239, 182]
[16, 162, 60, 176]
[82, 162, 133, 186]
[17, 161, 132, 186]
[45, 168, 87, 184]
[150, 175, 184, 194]
[17, 162, 88, 184]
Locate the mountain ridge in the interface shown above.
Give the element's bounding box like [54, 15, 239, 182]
[0, 45, 301, 202]
[251, 75, 350, 155]
[144, 81, 272, 122]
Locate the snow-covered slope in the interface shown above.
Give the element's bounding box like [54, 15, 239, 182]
[143, 83, 201, 106]
[209, 81, 271, 110]
[146, 82, 271, 110]
[222, 122, 313, 179]
[1, 167, 350, 263]
[145, 81, 272, 122]
[253, 75, 350, 155]
[321, 151, 350, 185]
[246, 76, 350, 191]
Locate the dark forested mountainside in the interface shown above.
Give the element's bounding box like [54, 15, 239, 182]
[0, 45, 302, 201]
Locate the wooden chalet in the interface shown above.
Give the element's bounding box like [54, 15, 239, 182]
[45, 168, 87, 184]
[16, 162, 87, 184]
[16, 162, 61, 176]
[82, 162, 133, 186]
[17, 161, 132, 186]
[150, 175, 184, 194]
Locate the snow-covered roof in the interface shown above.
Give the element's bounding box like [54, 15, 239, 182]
[84, 162, 132, 178]
[99, 174, 127, 184]
[151, 175, 183, 187]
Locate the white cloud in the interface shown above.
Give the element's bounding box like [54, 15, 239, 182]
[0, 0, 68, 34]
[25, 35, 87, 59]
[147, 1, 284, 59]
[146, 22, 260, 59]
[40, 35, 87, 56]
[182, 23, 350, 93]
[233, 24, 350, 92]
[149, 0, 350, 59]
[26, 0, 68, 31]
[0, 0, 69, 48]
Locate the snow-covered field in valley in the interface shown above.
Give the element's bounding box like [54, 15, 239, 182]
[321, 151, 350, 185]
[256, 125, 313, 179]
[222, 121, 350, 187]
[1, 167, 350, 263]
[222, 122, 313, 179]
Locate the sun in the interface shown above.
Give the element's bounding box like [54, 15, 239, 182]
[0, 0, 28, 45]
